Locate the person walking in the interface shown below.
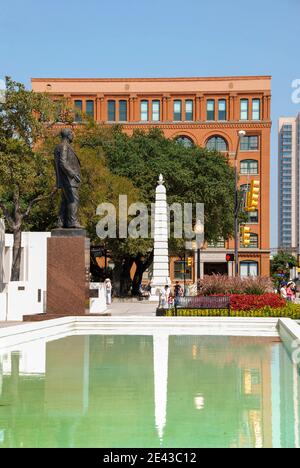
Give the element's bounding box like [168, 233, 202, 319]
[287, 281, 295, 302]
[160, 285, 170, 309]
[280, 282, 287, 300]
[174, 281, 183, 306]
[105, 278, 112, 305]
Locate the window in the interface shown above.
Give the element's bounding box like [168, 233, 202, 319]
[152, 100, 160, 121]
[207, 100, 215, 120]
[218, 99, 226, 121]
[240, 233, 258, 248]
[119, 100, 127, 121]
[240, 99, 249, 120]
[140, 100, 149, 121]
[107, 100, 116, 121]
[248, 210, 258, 223]
[240, 183, 250, 192]
[240, 261, 258, 277]
[240, 135, 259, 151]
[174, 260, 192, 280]
[86, 100, 94, 119]
[207, 238, 225, 248]
[173, 100, 182, 121]
[185, 100, 193, 121]
[252, 99, 260, 120]
[240, 159, 258, 174]
[175, 135, 194, 148]
[206, 136, 228, 152]
[74, 100, 82, 122]
[250, 234, 259, 248]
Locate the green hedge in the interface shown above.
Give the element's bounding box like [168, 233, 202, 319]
[159, 303, 300, 319]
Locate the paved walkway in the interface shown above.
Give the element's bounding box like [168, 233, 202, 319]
[107, 301, 157, 316]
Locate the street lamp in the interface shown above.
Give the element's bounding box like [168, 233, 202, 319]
[234, 130, 246, 276]
[194, 221, 204, 294]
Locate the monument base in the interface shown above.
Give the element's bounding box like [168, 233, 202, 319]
[47, 230, 90, 316]
[22, 229, 90, 321]
[51, 228, 86, 237]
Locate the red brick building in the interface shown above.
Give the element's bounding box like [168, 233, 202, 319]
[32, 76, 271, 282]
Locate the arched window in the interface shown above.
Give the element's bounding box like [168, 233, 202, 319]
[240, 183, 250, 192]
[175, 135, 194, 148]
[240, 261, 258, 277]
[240, 159, 258, 174]
[206, 136, 228, 152]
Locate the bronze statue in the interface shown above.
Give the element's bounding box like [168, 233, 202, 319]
[54, 128, 82, 228]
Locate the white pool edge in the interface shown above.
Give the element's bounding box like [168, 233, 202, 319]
[1, 316, 298, 350]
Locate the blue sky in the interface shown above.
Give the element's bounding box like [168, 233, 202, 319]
[1, 0, 300, 247]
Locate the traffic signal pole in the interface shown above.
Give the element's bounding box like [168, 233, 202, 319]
[234, 131, 245, 276]
[183, 250, 186, 296]
[234, 144, 239, 277]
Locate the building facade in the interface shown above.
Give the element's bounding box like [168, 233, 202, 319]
[32, 76, 271, 281]
[278, 114, 300, 254]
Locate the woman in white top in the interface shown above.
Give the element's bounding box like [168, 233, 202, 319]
[280, 283, 287, 300]
[160, 285, 170, 309]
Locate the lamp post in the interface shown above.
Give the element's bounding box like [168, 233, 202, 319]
[234, 130, 246, 277]
[194, 221, 204, 294]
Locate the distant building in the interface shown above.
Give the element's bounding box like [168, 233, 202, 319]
[32, 76, 271, 280]
[278, 114, 300, 254]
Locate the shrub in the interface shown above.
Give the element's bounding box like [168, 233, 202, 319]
[229, 293, 286, 311]
[159, 302, 300, 319]
[198, 275, 274, 295]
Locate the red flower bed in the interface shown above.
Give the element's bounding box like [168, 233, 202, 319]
[229, 293, 286, 311]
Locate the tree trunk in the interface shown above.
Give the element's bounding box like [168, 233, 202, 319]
[132, 252, 153, 296]
[121, 257, 134, 296]
[112, 262, 122, 297]
[10, 228, 22, 281]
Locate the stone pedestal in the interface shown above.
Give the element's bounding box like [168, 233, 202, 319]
[47, 230, 90, 316]
[23, 229, 90, 320]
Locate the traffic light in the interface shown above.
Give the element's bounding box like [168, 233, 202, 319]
[187, 257, 192, 267]
[246, 180, 260, 211]
[226, 253, 235, 262]
[240, 225, 251, 246]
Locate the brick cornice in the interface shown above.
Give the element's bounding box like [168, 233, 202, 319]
[114, 121, 272, 130]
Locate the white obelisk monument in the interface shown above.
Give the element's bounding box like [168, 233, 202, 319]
[149, 174, 171, 301]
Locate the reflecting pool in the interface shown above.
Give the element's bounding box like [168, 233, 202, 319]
[0, 335, 299, 448]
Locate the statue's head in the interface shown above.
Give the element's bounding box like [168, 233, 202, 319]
[60, 128, 73, 143]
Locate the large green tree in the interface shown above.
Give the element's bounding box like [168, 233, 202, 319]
[0, 77, 61, 280]
[271, 250, 297, 287]
[78, 125, 237, 294]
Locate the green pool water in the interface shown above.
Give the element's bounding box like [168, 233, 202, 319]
[0, 334, 299, 448]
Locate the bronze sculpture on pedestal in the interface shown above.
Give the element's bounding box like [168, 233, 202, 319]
[54, 128, 82, 229]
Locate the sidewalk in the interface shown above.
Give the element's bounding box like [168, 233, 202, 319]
[107, 300, 157, 316]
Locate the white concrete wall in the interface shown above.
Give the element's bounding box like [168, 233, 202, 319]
[90, 283, 107, 313]
[0, 219, 5, 292]
[0, 289, 6, 321]
[0, 231, 50, 321]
